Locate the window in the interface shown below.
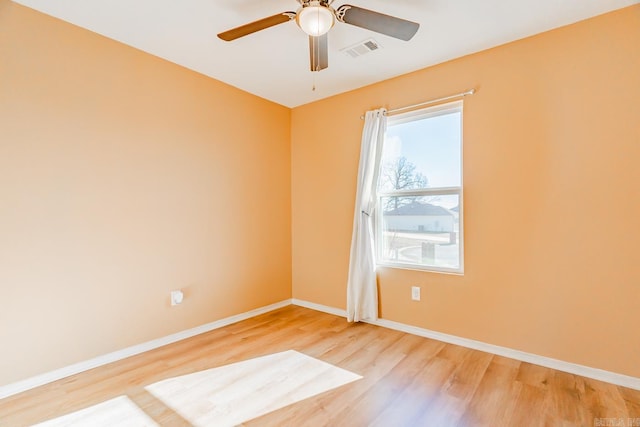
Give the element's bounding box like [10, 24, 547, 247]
[376, 101, 463, 273]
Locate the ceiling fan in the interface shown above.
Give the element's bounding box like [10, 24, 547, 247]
[218, 0, 419, 72]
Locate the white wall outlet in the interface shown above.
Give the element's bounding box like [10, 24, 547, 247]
[411, 286, 421, 301]
[170, 290, 184, 306]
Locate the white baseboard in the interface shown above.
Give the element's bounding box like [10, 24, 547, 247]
[291, 298, 347, 317]
[3, 297, 638, 400]
[291, 298, 640, 391]
[0, 299, 292, 400]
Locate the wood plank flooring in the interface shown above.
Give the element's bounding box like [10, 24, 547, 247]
[1, 305, 638, 426]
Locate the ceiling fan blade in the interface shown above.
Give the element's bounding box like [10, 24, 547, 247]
[218, 12, 296, 41]
[336, 5, 419, 41]
[309, 34, 328, 72]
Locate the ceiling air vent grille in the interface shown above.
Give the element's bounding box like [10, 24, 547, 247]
[341, 39, 381, 58]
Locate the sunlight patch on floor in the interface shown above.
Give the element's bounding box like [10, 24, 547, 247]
[33, 395, 158, 427]
[145, 350, 361, 426]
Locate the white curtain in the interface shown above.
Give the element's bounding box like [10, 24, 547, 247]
[346, 108, 387, 322]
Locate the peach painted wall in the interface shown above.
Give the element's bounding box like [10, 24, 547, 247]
[291, 5, 640, 377]
[0, 1, 291, 386]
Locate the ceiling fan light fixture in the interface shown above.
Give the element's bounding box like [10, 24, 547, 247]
[296, 3, 335, 37]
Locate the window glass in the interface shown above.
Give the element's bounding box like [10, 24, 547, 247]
[376, 102, 463, 273]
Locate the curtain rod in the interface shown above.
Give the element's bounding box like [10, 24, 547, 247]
[360, 88, 475, 119]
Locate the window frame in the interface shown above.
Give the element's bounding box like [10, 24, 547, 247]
[375, 101, 464, 275]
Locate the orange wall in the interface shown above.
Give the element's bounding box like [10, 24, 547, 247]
[292, 5, 640, 377]
[0, 1, 291, 386]
[2, 0, 638, 388]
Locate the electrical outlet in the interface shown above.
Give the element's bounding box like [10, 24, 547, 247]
[411, 286, 421, 301]
[170, 290, 184, 306]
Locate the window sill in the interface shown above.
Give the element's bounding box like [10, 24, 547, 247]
[376, 262, 464, 276]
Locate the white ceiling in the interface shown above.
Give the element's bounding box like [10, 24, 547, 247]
[12, 0, 638, 107]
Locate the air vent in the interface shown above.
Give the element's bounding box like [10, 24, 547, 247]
[341, 38, 382, 58]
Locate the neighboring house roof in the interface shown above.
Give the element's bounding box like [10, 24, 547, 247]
[385, 202, 453, 216]
[450, 205, 460, 212]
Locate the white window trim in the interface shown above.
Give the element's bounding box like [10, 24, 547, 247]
[375, 101, 464, 274]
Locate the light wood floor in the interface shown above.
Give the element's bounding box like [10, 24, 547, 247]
[1, 305, 639, 426]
